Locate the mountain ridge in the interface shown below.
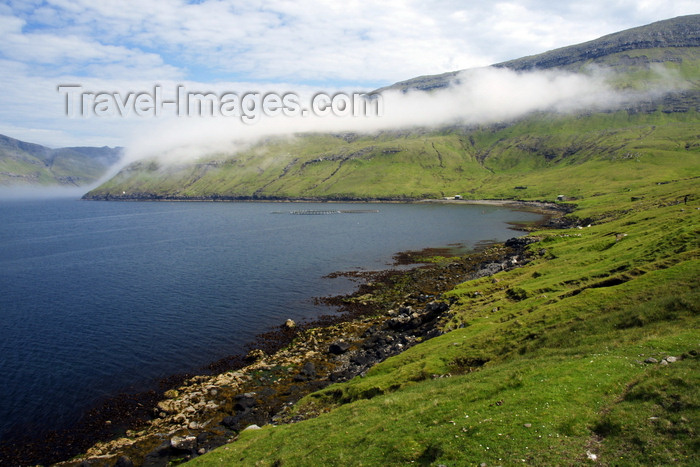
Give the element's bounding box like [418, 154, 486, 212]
[0, 133, 123, 187]
[378, 14, 700, 93]
[84, 15, 699, 202]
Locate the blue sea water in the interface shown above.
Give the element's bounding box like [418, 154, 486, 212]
[0, 198, 539, 440]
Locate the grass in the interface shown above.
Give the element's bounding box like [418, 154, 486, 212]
[0, 143, 119, 187]
[184, 176, 698, 465]
[83, 50, 700, 201]
[90, 47, 699, 466]
[86, 107, 699, 202]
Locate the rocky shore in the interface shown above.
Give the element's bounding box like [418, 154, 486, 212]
[1, 202, 571, 467]
[52, 237, 542, 466]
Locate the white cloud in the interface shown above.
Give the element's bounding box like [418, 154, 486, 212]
[114, 65, 688, 170]
[0, 0, 697, 147]
[11, 0, 693, 83]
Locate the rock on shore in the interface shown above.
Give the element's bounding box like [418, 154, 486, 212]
[56, 235, 539, 467]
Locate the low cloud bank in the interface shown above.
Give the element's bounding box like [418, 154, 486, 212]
[116, 65, 687, 166]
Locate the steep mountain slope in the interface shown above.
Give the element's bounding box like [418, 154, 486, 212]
[0, 134, 122, 187]
[380, 14, 700, 93]
[85, 107, 699, 202]
[85, 15, 699, 202]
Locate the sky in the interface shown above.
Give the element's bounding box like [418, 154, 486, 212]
[0, 0, 697, 149]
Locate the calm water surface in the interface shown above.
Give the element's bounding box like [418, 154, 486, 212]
[0, 198, 540, 440]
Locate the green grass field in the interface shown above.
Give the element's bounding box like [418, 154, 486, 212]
[87, 107, 699, 202]
[84, 48, 700, 201]
[84, 44, 700, 466]
[185, 175, 698, 467]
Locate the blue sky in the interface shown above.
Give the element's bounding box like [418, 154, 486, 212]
[0, 0, 697, 147]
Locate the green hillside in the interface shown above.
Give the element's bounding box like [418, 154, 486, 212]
[380, 14, 700, 92]
[84, 16, 700, 203]
[66, 16, 700, 467]
[0, 134, 122, 187]
[187, 17, 699, 467]
[85, 107, 699, 202]
[187, 180, 699, 466]
[85, 63, 699, 202]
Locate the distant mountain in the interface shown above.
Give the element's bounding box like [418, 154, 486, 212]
[84, 15, 699, 202]
[378, 14, 700, 93]
[0, 134, 123, 187]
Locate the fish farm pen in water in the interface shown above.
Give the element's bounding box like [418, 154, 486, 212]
[271, 209, 380, 215]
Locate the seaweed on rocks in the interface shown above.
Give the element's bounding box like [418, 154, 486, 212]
[2, 229, 544, 467]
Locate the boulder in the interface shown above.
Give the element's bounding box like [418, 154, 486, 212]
[244, 349, 266, 363]
[329, 341, 351, 355]
[163, 389, 179, 399]
[156, 399, 178, 414]
[221, 415, 241, 430]
[221, 413, 256, 432]
[350, 353, 371, 366]
[115, 456, 134, 467]
[424, 301, 449, 319]
[301, 361, 316, 377]
[170, 435, 197, 451]
[294, 361, 317, 381]
[505, 236, 538, 248]
[386, 315, 412, 331]
[474, 262, 503, 278]
[233, 393, 257, 412]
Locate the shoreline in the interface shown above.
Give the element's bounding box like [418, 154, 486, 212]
[82, 194, 570, 209]
[81, 195, 574, 227]
[69, 239, 543, 466]
[415, 197, 567, 211]
[80, 195, 573, 227]
[0, 201, 567, 466]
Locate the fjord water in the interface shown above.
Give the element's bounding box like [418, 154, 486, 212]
[0, 199, 539, 440]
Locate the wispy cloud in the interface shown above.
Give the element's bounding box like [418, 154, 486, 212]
[0, 0, 697, 146]
[116, 65, 688, 168]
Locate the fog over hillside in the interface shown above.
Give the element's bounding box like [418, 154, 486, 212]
[117, 64, 688, 167]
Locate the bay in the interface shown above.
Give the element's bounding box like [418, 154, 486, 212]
[0, 198, 540, 440]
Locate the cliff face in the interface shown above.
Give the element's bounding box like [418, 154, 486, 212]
[379, 14, 700, 93]
[497, 14, 700, 71]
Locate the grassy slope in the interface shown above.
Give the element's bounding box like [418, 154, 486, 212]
[82, 44, 697, 201]
[87, 131, 485, 199]
[0, 150, 58, 186]
[187, 175, 699, 467]
[86, 46, 700, 201]
[93, 43, 699, 465]
[86, 107, 700, 201]
[0, 136, 121, 187]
